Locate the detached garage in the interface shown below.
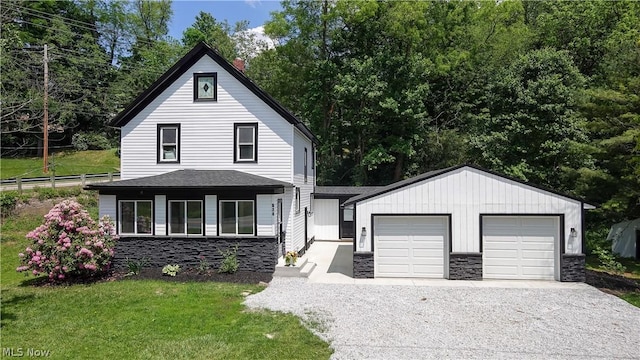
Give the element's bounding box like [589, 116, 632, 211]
[348, 165, 594, 282]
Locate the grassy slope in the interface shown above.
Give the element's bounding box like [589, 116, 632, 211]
[0, 196, 332, 360]
[586, 254, 640, 307]
[0, 150, 120, 179]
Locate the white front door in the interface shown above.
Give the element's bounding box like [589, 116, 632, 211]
[374, 216, 448, 278]
[483, 216, 558, 280]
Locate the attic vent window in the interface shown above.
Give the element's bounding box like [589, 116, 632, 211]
[194, 73, 217, 101]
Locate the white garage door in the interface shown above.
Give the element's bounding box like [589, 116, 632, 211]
[483, 216, 558, 280]
[374, 216, 447, 278]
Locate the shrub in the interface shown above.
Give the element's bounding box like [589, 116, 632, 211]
[162, 264, 180, 277]
[197, 255, 211, 274]
[1, 191, 19, 216]
[592, 246, 627, 275]
[72, 132, 112, 151]
[125, 257, 149, 276]
[585, 226, 611, 255]
[16, 200, 118, 281]
[218, 244, 239, 274]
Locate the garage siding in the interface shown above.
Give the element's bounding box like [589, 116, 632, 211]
[354, 167, 582, 255]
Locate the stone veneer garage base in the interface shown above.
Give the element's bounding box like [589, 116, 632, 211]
[449, 253, 483, 280]
[113, 237, 278, 273]
[353, 251, 586, 281]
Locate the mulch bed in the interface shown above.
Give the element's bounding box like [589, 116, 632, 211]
[20, 268, 272, 287]
[115, 268, 273, 284]
[585, 269, 640, 293]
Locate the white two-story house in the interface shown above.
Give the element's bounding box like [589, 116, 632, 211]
[88, 42, 317, 272]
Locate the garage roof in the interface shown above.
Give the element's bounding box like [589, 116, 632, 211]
[343, 164, 596, 209]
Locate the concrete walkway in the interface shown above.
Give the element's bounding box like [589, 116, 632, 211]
[305, 241, 589, 289]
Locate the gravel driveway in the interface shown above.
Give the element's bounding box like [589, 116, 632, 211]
[245, 278, 640, 359]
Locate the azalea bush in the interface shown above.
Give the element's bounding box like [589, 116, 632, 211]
[17, 200, 118, 281]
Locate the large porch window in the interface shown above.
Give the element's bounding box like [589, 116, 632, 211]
[119, 200, 152, 235]
[220, 200, 254, 235]
[169, 200, 203, 235]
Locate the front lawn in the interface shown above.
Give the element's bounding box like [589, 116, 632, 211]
[0, 196, 332, 359]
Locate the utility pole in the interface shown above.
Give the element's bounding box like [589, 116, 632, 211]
[43, 44, 49, 173]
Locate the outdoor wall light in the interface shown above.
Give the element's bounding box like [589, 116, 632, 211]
[570, 228, 577, 238]
[361, 227, 367, 237]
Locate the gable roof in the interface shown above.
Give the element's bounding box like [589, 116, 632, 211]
[344, 164, 596, 208]
[109, 41, 318, 144]
[85, 169, 292, 190]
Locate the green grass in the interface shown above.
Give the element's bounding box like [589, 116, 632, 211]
[620, 292, 640, 307]
[0, 150, 120, 179]
[0, 201, 332, 359]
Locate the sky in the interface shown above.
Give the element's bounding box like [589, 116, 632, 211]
[168, 0, 283, 41]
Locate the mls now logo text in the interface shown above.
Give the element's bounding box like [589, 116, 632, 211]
[2, 348, 51, 357]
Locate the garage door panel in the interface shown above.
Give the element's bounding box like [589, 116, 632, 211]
[378, 264, 410, 274]
[375, 216, 447, 278]
[483, 216, 558, 280]
[376, 248, 410, 257]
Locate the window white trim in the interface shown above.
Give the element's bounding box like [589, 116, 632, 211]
[118, 200, 153, 235]
[219, 200, 255, 236]
[158, 124, 180, 163]
[235, 123, 257, 162]
[168, 200, 203, 235]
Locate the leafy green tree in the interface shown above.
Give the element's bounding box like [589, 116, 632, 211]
[470, 48, 591, 191]
[182, 11, 236, 61]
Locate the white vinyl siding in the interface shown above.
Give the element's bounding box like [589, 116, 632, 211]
[154, 195, 166, 235]
[483, 216, 558, 280]
[98, 195, 116, 221]
[256, 195, 274, 236]
[205, 195, 217, 236]
[314, 199, 340, 240]
[120, 55, 293, 182]
[290, 129, 315, 252]
[354, 167, 583, 254]
[374, 216, 448, 278]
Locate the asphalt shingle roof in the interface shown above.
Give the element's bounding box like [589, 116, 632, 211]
[86, 169, 292, 189]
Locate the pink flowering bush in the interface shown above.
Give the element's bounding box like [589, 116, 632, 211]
[17, 200, 118, 281]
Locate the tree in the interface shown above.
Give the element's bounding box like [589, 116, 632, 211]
[182, 11, 235, 61]
[470, 48, 591, 191]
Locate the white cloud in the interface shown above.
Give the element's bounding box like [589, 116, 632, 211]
[245, 0, 261, 8]
[247, 25, 275, 50]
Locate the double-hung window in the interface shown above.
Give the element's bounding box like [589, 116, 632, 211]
[234, 123, 257, 162]
[169, 200, 202, 235]
[119, 200, 152, 235]
[220, 200, 255, 235]
[158, 124, 180, 163]
[295, 187, 301, 214]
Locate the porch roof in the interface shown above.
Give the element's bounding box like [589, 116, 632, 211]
[85, 169, 292, 190]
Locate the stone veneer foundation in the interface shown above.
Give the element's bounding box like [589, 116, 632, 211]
[113, 236, 278, 273]
[449, 253, 483, 280]
[353, 252, 374, 278]
[561, 254, 586, 282]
